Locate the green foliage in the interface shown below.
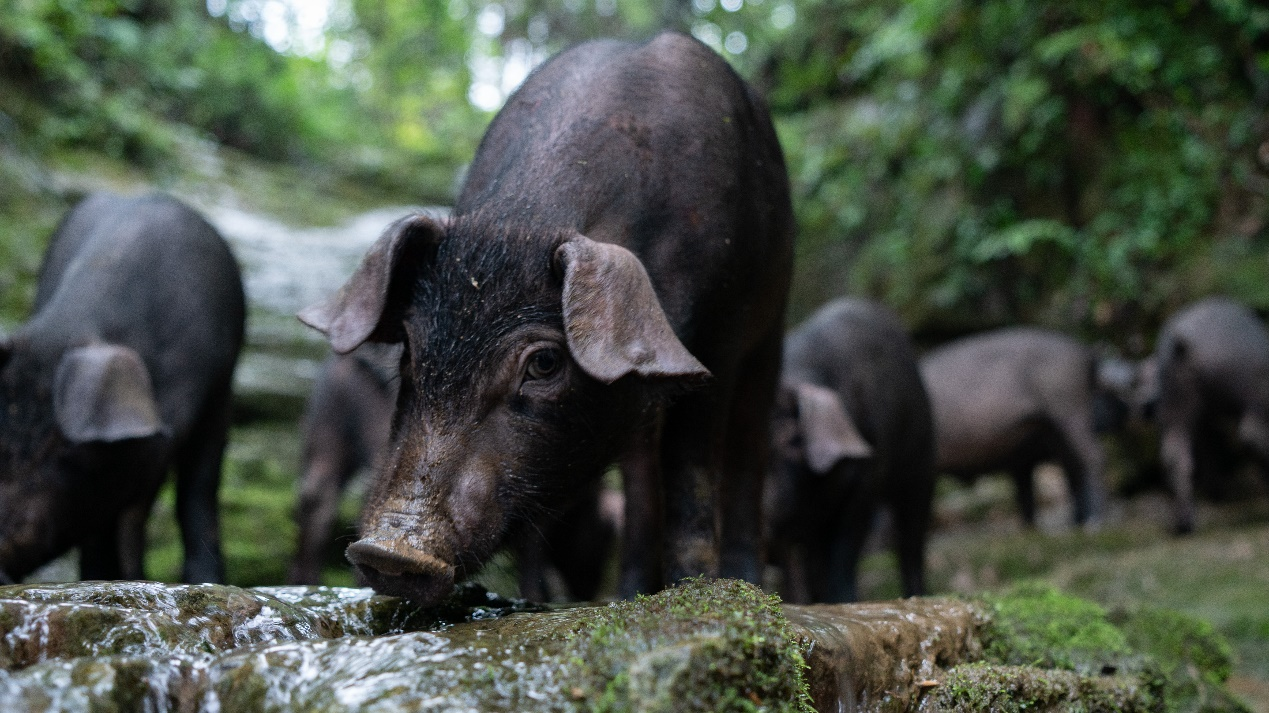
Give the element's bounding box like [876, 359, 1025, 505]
[0, 0, 478, 199]
[756, 0, 1269, 343]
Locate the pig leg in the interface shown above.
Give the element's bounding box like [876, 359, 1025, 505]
[720, 331, 781, 584]
[783, 544, 814, 605]
[548, 483, 616, 601]
[1010, 462, 1038, 527]
[619, 417, 664, 597]
[117, 500, 155, 580]
[1054, 413, 1107, 528]
[84, 461, 166, 580]
[1159, 359, 1201, 534]
[289, 447, 358, 585]
[516, 528, 551, 602]
[79, 519, 122, 580]
[824, 484, 877, 603]
[175, 391, 230, 584]
[1160, 425, 1197, 534]
[1237, 410, 1269, 483]
[661, 391, 728, 585]
[891, 460, 932, 597]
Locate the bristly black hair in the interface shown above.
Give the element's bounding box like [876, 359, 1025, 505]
[406, 212, 568, 407]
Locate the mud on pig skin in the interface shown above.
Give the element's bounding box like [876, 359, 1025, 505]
[300, 31, 794, 604]
[0, 192, 245, 584]
[766, 297, 935, 603]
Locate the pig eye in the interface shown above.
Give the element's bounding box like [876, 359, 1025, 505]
[525, 347, 563, 381]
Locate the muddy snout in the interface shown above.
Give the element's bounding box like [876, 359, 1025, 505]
[345, 539, 456, 604]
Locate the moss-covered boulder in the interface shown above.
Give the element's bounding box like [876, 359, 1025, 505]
[967, 582, 1251, 713]
[934, 663, 1160, 712]
[0, 578, 1251, 712]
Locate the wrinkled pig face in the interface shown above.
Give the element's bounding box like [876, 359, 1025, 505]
[300, 214, 709, 604]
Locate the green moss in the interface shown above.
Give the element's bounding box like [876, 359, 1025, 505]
[566, 578, 813, 713]
[972, 584, 1251, 713]
[935, 662, 1161, 712]
[1115, 608, 1249, 713]
[979, 582, 1131, 675]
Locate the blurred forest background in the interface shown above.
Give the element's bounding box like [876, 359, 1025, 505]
[2, 0, 1266, 346]
[2, 0, 1269, 704]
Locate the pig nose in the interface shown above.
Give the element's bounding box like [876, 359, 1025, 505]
[345, 538, 458, 605]
[345, 540, 451, 577]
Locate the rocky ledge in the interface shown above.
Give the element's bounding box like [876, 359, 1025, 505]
[0, 579, 1248, 712]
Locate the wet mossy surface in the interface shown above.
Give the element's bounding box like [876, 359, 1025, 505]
[974, 582, 1252, 713]
[0, 578, 811, 712]
[979, 582, 1133, 676]
[935, 663, 1161, 712]
[566, 577, 813, 712]
[0, 577, 1252, 712]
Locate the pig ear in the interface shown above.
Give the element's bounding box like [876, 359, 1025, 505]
[791, 381, 872, 474]
[54, 345, 165, 443]
[556, 236, 710, 384]
[298, 213, 446, 354]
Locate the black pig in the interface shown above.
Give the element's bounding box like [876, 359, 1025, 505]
[300, 32, 793, 603]
[288, 344, 399, 585]
[765, 298, 934, 602]
[919, 328, 1108, 527]
[1151, 297, 1269, 534]
[0, 193, 244, 583]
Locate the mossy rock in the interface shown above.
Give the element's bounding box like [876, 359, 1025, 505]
[973, 583, 1251, 713]
[934, 662, 1162, 712]
[978, 581, 1133, 675]
[566, 577, 812, 712]
[210, 578, 812, 712]
[0, 578, 810, 712]
[1115, 607, 1248, 713]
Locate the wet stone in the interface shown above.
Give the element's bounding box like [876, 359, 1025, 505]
[0, 579, 809, 712]
[784, 598, 984, 712]
[0, 579, 1249, 711]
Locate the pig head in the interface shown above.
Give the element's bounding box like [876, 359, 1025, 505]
[300, 213, 707, 602]
[0, 341, 169, 582]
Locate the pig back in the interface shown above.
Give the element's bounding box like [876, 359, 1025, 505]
[456, 32, 793, 359]
[28, 193, 245, 437]
[1159, 297, 1269, 409]
[784, 298, 930, 450]
[920, 328, 1094, 470]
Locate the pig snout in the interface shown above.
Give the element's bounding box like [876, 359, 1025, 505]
[346, 537, 457, 604]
